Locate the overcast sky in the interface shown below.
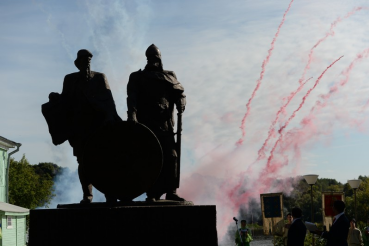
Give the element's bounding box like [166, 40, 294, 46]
[1, 0, 369, 241]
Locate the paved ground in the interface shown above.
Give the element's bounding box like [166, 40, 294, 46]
[251, 239, 274, 245]
[221, 238, 274, 246]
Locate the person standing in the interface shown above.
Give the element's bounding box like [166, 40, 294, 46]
[347, 218, 364, 246]
[235, 219, 253, 246]
[287, 207, 306, 246]
[127, 44, 186, 202]
[314, 200, 350, 246]
[283, 213, 292, 245]
[363, 218, 369, 246]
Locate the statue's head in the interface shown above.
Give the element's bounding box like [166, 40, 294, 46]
[145, 44, 161, 60]
[74, 49, 93, 71]
[145, 44, 163, 71]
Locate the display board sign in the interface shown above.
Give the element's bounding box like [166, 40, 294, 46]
[260, 193, 284, 236]
[263, 196, 282, 218]
[322, 192, 344, 231]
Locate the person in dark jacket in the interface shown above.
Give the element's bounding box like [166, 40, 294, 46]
[287, 207, 306, 246]
[314, 200, 350, 246]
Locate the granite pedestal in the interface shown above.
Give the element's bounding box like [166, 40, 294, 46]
[29, 201, 218, 246]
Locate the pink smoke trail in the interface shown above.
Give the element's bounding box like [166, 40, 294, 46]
[361, 99, 369, 112]
[277, 49, 369, 178]
[237, 0, 295, 146]
[299, 48, 369, 133]
[218, 57, 344, 243]
[256, 77, 313, 161]
[319, 48, 369, 103]
[256, 50, 369, 200]
[256, 7, 366, 161]
[264, 56, 343, 173]
[299, 7, 365, 85]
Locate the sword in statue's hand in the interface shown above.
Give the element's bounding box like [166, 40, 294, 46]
[176, 109, 182, 187]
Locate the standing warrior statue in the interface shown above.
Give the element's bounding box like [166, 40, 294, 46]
[127, 44, 186, 202]
[43, 49, 121, 203]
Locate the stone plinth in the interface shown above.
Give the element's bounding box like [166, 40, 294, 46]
[29, 201, 218, 246]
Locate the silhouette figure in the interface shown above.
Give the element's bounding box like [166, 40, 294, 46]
[42, 49, 121, 203]
[127, 44, 186, 202]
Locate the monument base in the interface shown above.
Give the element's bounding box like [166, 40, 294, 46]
[29, 201, 218, 246]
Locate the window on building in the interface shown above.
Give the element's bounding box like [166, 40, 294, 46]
[7, 216, 12, 229]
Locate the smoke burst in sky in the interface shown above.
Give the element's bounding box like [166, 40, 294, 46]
[237, 0, 295, 145]
[178, 4, 369, 243]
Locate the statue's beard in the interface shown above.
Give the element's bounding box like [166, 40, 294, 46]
[145, 59, 163, 71]
[80, 65, 91, 82]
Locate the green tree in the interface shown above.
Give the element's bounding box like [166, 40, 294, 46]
[345, 176, 369, 227]
[32, 162, 64, 181]
[283, 177, 344, 223]
[9, 155, 55, 209]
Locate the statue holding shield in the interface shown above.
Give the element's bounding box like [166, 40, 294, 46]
[42, 49, 122, 203]
[127, 44, 186, 202]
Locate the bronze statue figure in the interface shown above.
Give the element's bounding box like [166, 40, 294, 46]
[42, 49, 122, 203]
[127, 44, 186, 202]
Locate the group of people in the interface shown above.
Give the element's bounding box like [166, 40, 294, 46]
[283, 200, 369, 246]
[46, 45, 186, 203]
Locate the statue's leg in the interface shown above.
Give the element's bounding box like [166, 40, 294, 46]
[146, 190, 158, 202]
[105, 194, 118, 203]
[145, 133, 168, 202]
[77, 157, 93, 203]
[164, 136, 185, 201]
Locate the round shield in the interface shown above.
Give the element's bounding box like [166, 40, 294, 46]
[83, 121, 163, 200]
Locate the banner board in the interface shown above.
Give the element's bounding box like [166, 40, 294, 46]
[260, 193, 284, 235]
[322, 192, 344, 231]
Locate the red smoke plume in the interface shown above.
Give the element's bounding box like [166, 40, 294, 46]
[179, 6, 369, 244]
[255, 7, 366, 162]
[237, 0, 295, 146]
[264, 56, 343, 173]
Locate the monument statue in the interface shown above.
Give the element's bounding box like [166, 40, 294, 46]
[127, 44, 186, 202]
[42, 49, 122, 203]
[32, 48, 219, 246]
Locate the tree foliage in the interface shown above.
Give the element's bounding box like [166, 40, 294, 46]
[9, 155, 55, 209]
[283, 177, 345, 223]
[33, 162, 64, 180]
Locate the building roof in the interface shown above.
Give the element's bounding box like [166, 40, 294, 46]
[0, 202, 29, 213]
[0, 136, 20, 150]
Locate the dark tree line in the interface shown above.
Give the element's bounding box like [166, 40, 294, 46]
[283, 176, 369, 228]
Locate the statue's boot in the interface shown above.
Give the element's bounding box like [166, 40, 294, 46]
[105, 195, 118, 204]
[146, 197, 156, 202]
[80, 196, 93, 204]
[78, 165, 93, 204]
[146, 191, 157, 202]
[166, 190, 185, 201]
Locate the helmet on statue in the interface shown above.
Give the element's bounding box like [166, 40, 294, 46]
[145, 44, 161, 60]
